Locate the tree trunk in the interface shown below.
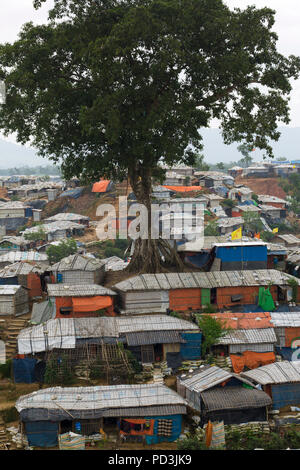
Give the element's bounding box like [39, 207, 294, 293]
[126, 164, 185, 273]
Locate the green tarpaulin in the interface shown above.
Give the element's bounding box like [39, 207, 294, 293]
[258, 287, 275, 311]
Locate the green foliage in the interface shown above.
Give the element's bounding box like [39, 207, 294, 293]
[10, 195, 20, 201]
[2, 407, 19, 424]
[124, 349, 142, 374]
[46, 238, 78, 264]
[89, 358, 106, 380]
[96, 236, 129, 259]
[43, 357, 58, 385]
[216, 162, 225, 170]
[204, 221, 219, 236]
[279, 174, 300, 215]
[260, 231, 275, 242]
[225, 426, 300, 450]
[243, 211, 264, 233]
[0, 0, 299, 188]
[168, 310, 181, 319]
[202, 304, 217, 314]
[221, 198, 237, 209]
[194, 154, 210, 171]
[24, 226, 47, 242]
[0, 165, 61, 176]
[177, 435, 207, 451]
[0, 360, 12, 379]
[104, 246, 124, 258]
[44, 354, 75, 385]
[288, 278, 299, 303]
[196, 314, 230, 356]
[237, 144, 254, 168]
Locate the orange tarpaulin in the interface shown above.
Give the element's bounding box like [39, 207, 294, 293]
[162, 185, 202, 192]
[72, 296, 112, 312]
[205, 421, 213, 448]
[92, 180, 111, 193]
[230, 351, 276, 374]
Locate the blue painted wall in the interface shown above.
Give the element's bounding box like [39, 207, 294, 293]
[215, 245, 267, 263]
[145, 414, 182, 445]
[180, 333, 202, 359]
[271, 383, 300, 410]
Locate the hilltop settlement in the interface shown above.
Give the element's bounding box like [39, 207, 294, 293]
[2, 161, 300, 450]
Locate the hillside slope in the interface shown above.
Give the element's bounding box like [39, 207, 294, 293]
[235, 177, 287, 199]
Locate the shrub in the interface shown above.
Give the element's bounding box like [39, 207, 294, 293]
[177, 436, 207, 450]
[0, 360, 12, 379]
[2, 407, 19, 424]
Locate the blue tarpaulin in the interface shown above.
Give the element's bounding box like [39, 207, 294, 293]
[271, 383, 300, 410]
[13, 358, 37, 384]
[25, 421, 58, 447]
[0, 277, 18, 285]
[276, 347, 299, 361]
[145, 414, 182, 445]
[59, 188, 84, 199]
[180, 333, 202, 359]
[184, 253, 210, 269]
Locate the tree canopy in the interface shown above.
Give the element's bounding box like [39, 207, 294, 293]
[0, 0, 299, 271]
[46, 238, 78, 263]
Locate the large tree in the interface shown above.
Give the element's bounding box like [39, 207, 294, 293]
[0, 0, 299, 272]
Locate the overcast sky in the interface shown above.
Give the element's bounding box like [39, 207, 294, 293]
[0, 0, 299, 149]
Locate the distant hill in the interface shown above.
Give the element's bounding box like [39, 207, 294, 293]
[0, 138, 45, 168]
[0, 126, 299, 169]
[200, 126, 300, 165]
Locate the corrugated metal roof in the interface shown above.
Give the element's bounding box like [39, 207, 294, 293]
[18, 318, 76, 354]
[241, 361, 300, 385]
[0, 201, 29, 209]
[118, 315, 198, 333]
[236, 205, 260, 212]
[44, 212, 89, 222]
[178, 366, 255, 393]
[11, 182, 62, 192]
[287, 249, 300, 264]
[259, 205, 282, 212]
[114, 270, 298, 292]
[18, 315, 199, 354]
[0, 251, 48, 263]
[178, 366, 233, 392]
[31, 301, 55, 324]
[75, 317, 119, 338]
[275, 234, 300, 245]
[258, 195, 287, 204]
[0, 285, 23, 295]
[0, 262, 46, 277]
[270, 312, 300, 327]
[0, 236, 28, 246]
[216, 328, 277, 345]
[201, 387, 272, 411]
[23, 221, 84, 236]
[126, 330, 184, 346]
[15, 384, 187, 413]
[217, 217, 244, 228]
[178, 236, 286, 253]
[47, 284, 116, 297]
[51, 254, 103, 272]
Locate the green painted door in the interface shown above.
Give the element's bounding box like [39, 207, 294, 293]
[201, 288, 211, 306]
